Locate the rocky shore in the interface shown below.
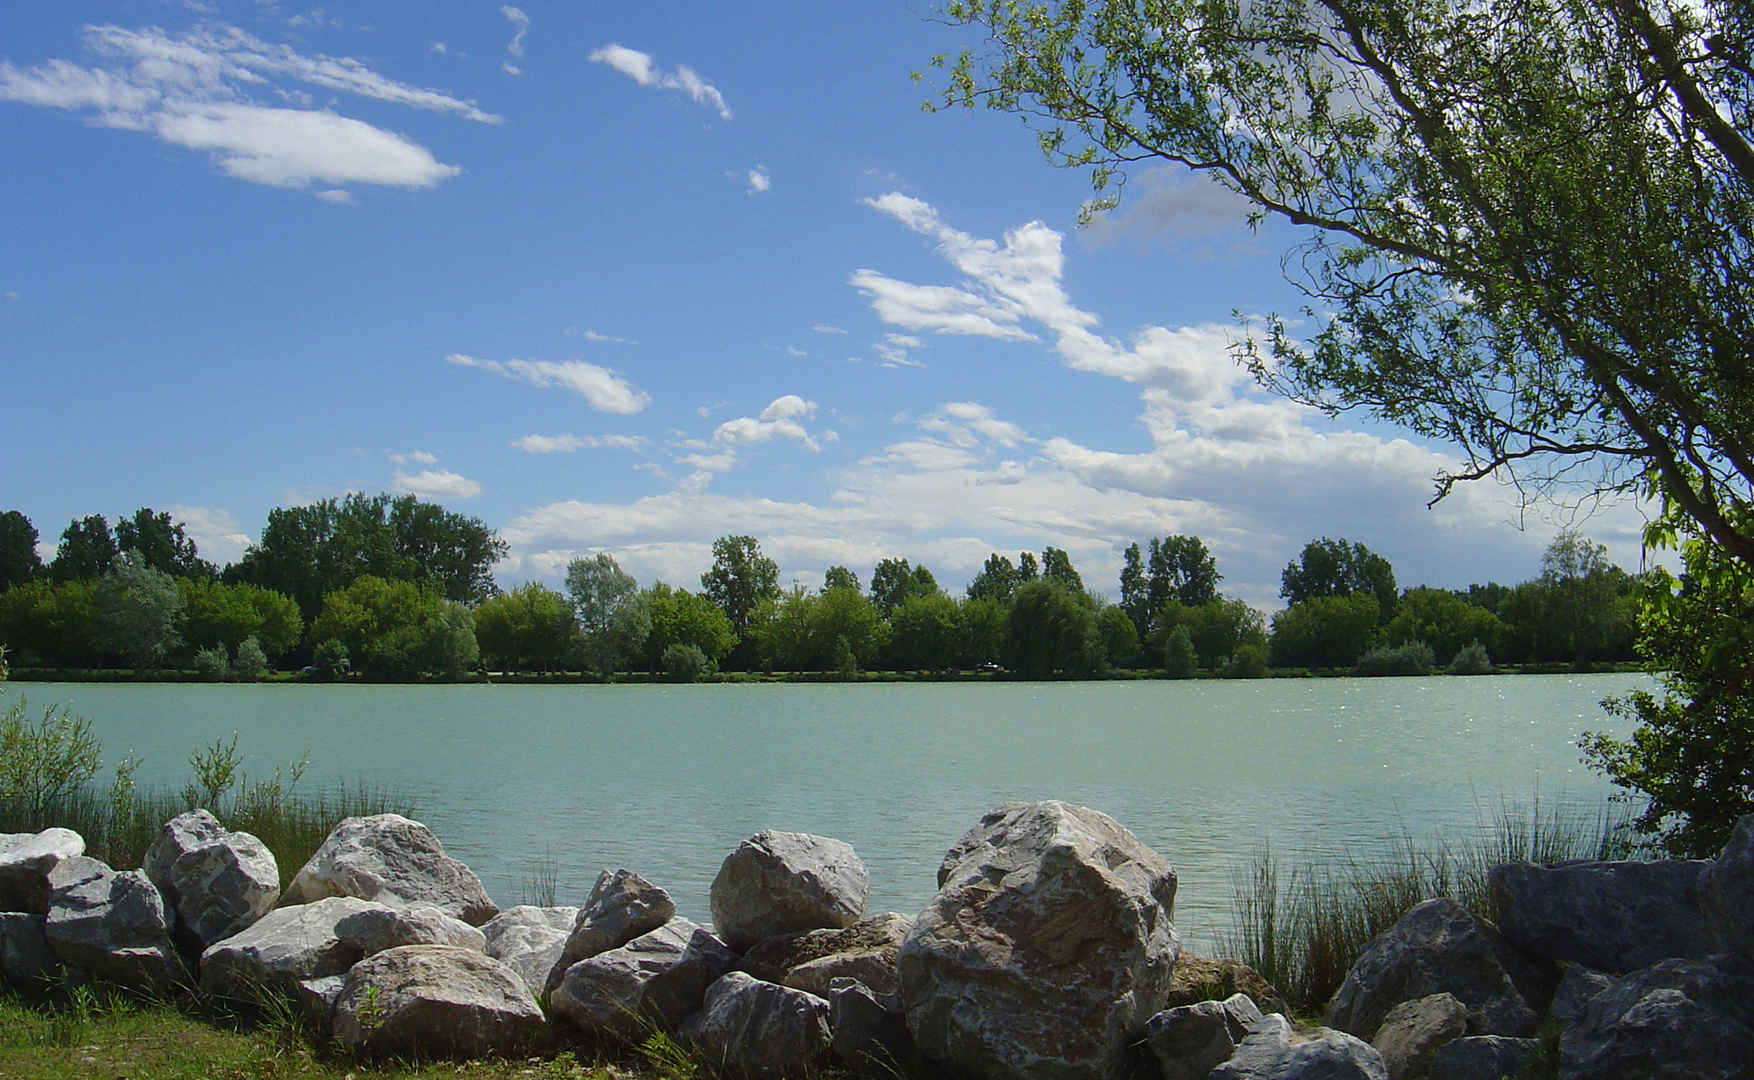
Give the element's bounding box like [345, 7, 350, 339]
[3, 800, 1752, 1079]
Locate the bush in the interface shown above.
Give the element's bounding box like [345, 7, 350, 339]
[662, 642, 713, 681]
[232, 637, 268, 681]
[310, 638, 349, 678]
[193, 645, 231, 682]
[1448, 640, 1493, 675]
[1161, 625, 1199, 679]
[1222, 642, 1271, 679]
[1356, 640, 1435, 676]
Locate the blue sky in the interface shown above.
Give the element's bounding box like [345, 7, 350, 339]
[0, 1, 1651, 607]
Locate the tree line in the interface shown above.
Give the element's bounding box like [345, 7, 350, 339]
[0, 501, 1638, 681]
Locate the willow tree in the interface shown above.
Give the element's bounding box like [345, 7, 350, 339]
[932, 0, 1754, 849]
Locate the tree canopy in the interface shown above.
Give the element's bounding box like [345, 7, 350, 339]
[0, 512, 41, 591]
[1281, 538, 1398, 622]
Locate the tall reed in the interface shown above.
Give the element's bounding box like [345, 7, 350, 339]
[1220, 795, 1647, 1015]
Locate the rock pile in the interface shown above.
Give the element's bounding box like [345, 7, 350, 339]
[4, 805, 1752, 1080]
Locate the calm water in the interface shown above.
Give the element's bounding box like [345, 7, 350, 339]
[16, 676, 1647, 952]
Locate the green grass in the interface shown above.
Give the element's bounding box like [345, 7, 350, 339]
[1220, 794, 1647, 1016]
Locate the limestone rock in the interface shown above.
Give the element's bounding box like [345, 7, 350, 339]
[545, 870, 673, 995]
[830, 977, 930, 1079]
[1701, 813, 1754, 958]
[481, 905, 575, 995]
[0, 911, 61, 986]
[143, 811, 280, 950]
[550, 918, 740, 1039]
[200, 895, 389, 1001]
[0, 828, 85, 914]
[898, 800, 1180, 1080]
[1489, 858, 1713, 974]
[1550, 963, 1615, 1027]
[43, 856, 186, 990]
[711, 831, 868, 951]
[282, 814, 497, 925]
[1163, 951, 1292, 1018]
[679, 971, 832, 1079]
[332, 944, 544, 1059]
[1559, 952, 1754, 1080]
[744, 912, 912, 997]
[295, 973, 347, 1020]
[1370, 993, 1467, 1080]
[1212, 1014, 1388, 1080]
[1427, 1036, 1543, 1080]
[1146, 994, 1262, 1080]
[1323, 898, 1551, 1039]
[335, 902, 487, 956]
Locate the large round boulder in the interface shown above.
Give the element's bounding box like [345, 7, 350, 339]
[1488, 858, 1712, 974]
[897, 800, 1180, 1080]
[43, 856, 186, 991]
[331, 944, 545, 1059]
[679, 971, 833, 1080]
[200, 895, 390, 1003]
[710, 831, 868, 952]
[282, 814, 497, 926]
[550, 918, 741, 1039]
[142, 810, 280, 950]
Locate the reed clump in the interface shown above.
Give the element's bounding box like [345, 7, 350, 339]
[1221, 796, 1647, 1016]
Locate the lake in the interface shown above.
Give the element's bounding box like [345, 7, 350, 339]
[14, 675, 1647, 953]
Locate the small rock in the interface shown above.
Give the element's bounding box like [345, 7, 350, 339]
[1701, 813, 1754, 958]
[143, 811, 280, 950]
[1559, 951, 1754, 1080]
[829, 977, 929, 1079]
[1163, 951, 1292, 1018]
[1370, 993, 1467, 1080]
[550, 919, 741, 1039]
[43, 856, 186, 991]
[0, 911, 61, 987]
[0, 829, 86, 914]
[200, 895, 390, 1002]
[784, 950, 901, 998]
[331, 944, 545, 1059]
[481, 905, 576, 995]
[711, 831, 869, 952]
[679, 971, 832, 1079]
[335, 903, 486, 956]
[1490, 858, 1713, 974]
[1213, 1014, 1388, 1080]
[1427, 1036, 1543, 1080]
[281, 814, 497, 925]
[1549, 963, 1615, 1027]
[744, 912, 912, 997]
[1146, 994, 1262, 1080]
[1323, 898, 1552, 1039]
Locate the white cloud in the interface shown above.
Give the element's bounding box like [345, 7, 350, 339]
[1081, 165, 1260, 250]
[392, 468, 482, 500]
[512, 433, 647, 453]
[811, 325, 846, 335]
[501, 7, 529, 60]
[713, 395, 823, 450]
[747, 167, 770, 194]
[874, 332, 925, 369]
[431, 42, 448, 54]
[565, 328, 635, 344]
[165, 504, 251, 566]
[445, 354, 651, 414]
[588, 44, 730, 120]
[0, 23, 493, 191]
[389, 450, 438, 464]
[314, 188, 353, 204]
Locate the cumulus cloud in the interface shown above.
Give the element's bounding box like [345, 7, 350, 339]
[392, 468, 482, 500]
[0, 23, 493, 192]
[512, 433, 647, 453]
[445, 354, 651, 414]
[747, 167, 770, 194]
[713, 395, 824, 450]
[165, 504, 251, 566]
[588, 44, 730, 120]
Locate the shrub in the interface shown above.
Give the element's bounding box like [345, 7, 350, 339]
[662, 642, 713, 681]
[193, 646, 231, 682]
[1222, 642, 1271, 679]
[1448, 640, 1494, 675]
[232, 637, 268, 681]
[1161, 625, 1199, 679]
[310, 638, 349, 678]
[1356, 640, 1435, 676]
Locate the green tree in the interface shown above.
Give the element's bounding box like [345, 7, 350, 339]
[565, 553, 649, 673]
[1154, 597, 1267, 669]
[1161, 626, 1199, 680]
[967, 553, 1021, 605]
[1017, 551, 1039, 582]
[1384, 588, 1504, 665]
[1281, 539, 1398, 624]
[93, 551, 185, 670]
[0, 580, 101, 668]
[1002, 580, 1102, 678]
[1119, 543, 1149, 632]
[1149, 536, 1221, 609]
[229, 493, 506, 620]
[1268, 594, 1382, 669]
[888, 593, 964, 671]
[700, 536, 778, 669]
[870, 557, 940, 614]
[641, 583, 737, 671]
[50, 515, 117, 584]
[178, 580, 303, 658]
[753, 586, 885, 672]
[474, 582, 576, 672]
[1540, 530, 1638, 666]
[959, 596, 1008, 667]
[824, 565, 860, 593]
[232, 637, 269, 681]
[1039, 547, 1083, 592]
[115, 508, 216, 580]
[308, 575, 478, 679]
[1096, 604, 1139, 668]
[0, 511, 41, 590]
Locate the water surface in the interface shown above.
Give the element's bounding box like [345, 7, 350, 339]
[19, 676, 1646, 951]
